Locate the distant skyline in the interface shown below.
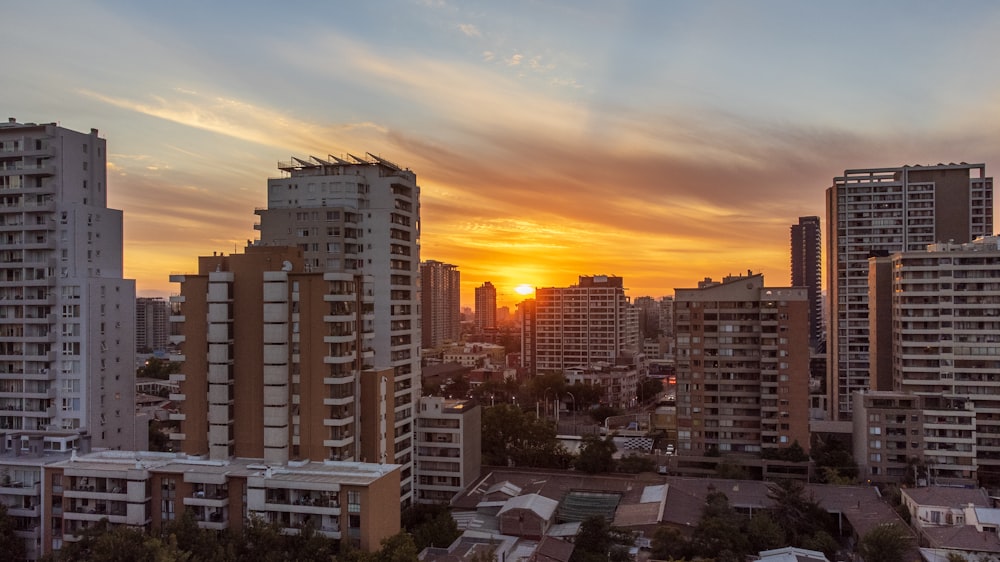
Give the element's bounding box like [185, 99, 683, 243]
[7, 1, 1000, 308]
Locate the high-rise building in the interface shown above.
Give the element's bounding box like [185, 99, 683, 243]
[533, 275, 635, 372]
[674, 273, 810, 456]
[825, 163, 993, 419]
[136, 297, 170, 353]
[0, 119, 135, 450]
[172, 153, 420, 505]
[518, 298, 536, 373]
[474, 281, 496, 332]
[791, 216, 822, 351]
[869, 236, 1000, 485]
[420, 260, 461, 348]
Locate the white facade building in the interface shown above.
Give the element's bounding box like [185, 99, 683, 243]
[882, 236, 1000, 484]
[0, 119, 135, 449]
[414, 396, 481, 504]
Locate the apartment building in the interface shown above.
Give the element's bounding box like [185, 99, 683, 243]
[791, 216, 822, 351]
[474, 281, 496, 333]
[169, 246, 409, 471]
[674, 273, 810, 456]
[533, 275, 636, 373]
[563, 361, 639, 410]
[852, 390, 925, 483]
[826, 163, 993, 420]
[518, 298, 537, 373]
[0, 119, 135, 450]
[252, 153, 420, 506]
[869, 236, 1000, 485]
[39, 450, 400, 556]
[420, 261, 461, 348]
[135, 297, 170, 353]
[414, 396, 481, 504]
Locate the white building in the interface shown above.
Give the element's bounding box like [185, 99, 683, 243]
[414, 396, 481, 504]
[871, 236, 1000, 485]
[255, 153, 420, 506]
[0, 119, 136, 449]
[825, 163, 993, 420]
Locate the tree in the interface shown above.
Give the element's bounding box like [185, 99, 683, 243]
[404, 504, 460, 550]
[801, 530, 841, 561]
[858, 523, 912, 562]
[0, 504, 26, 562]
[566, 382, 603, 410]
[766, 479, 830, 545]
[374, 531, 419, 562]
[617, 454, 655, 474]
[163, 508, 236, 561]
[746, 513, 786, 554]
[51, 519, 183, 562]
[481, 403, 570, 468]
[571, 516, 632, 562]
[811, 436, 858, 483]
[574, 435, 617, 474]
[589, 405, 622, 425]
[637, 377, 664, 405]
[650, 525, 688, 561]
[688, 492, 750, 562]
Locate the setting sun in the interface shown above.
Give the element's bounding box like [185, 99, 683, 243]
[514, 284, 535, 296]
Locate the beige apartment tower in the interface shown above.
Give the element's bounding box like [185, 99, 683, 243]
[171, 246, 395, 467]
[253, 153, 420, 505]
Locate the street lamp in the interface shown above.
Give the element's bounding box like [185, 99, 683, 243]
[543, 387, 555, 419]
[565, 391, 576, 435]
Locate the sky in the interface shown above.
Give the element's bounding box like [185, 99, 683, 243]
[6, 1, 1000, 309]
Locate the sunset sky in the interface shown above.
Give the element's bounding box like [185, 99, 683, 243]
[6, 1, 1000, 308]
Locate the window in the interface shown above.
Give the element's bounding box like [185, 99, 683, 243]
[348, 490, 361, 513]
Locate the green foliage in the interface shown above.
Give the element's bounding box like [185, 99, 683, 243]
[760, 441, 809, 462]
[688, 492, 750, 561]
[746, 513, 786, 554]
[570, 516, 632, 562]
[715, 461, 748, 480]
[800, 530, 841, 561]
[588, 405, 623, 424]
[403, 504, 460, 550]
[637, 377, 664, 404]
[565, 382, 603, 410]
[443, 373, 470, 398]
[0, 504, 27, 562]
[858, 523, 912, 562]
[481, 403, 570, 468]
[50, 519, 185, 562]
[617, 454, 655, 474]
[526, 372, 567, 403]
[574, 435, 617, 474]
[650, 525, 687, 561]
[811, 436, 858, 483]
[766, 479, 831, 545]
[148, 419, 175, 452]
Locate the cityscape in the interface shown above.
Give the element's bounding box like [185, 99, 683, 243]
[5, 2, 1000, 562]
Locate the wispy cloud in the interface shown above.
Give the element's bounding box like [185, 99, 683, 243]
[458, 23, 481, 37]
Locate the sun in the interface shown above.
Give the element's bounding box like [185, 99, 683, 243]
[514, 284, 534, 296]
